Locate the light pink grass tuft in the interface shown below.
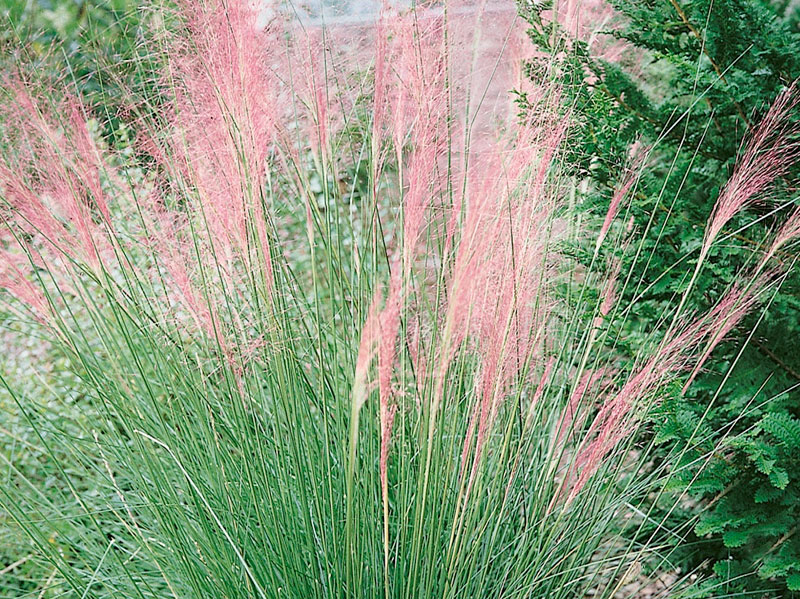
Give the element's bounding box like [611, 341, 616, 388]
[762, 204, 800, 266]
[595, 145, 647, 252]
[703, 84, 800, 257]
[682, 275, 773, 392]
[378, 271, 402, 482]
[0, 249, 50, 322]
[595, 257, 623, 328]
[565, 274, 774, 503]
[160, 0, 279, 277]
[447, 112, 567, 491]
[0, 80, 114, 270]
[353, 289, 382, 410]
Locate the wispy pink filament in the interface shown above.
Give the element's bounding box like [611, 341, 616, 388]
[703, 84, 800, 257]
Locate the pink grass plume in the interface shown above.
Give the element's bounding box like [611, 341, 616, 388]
[703, 83, 800, 257]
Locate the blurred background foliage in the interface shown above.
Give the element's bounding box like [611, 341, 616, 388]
[521, 0, 800, 595]
[0, 0, 163, 142]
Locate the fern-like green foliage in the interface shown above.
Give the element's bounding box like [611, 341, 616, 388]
[674, 395, 800, 593]
[520, 0, 800, 594]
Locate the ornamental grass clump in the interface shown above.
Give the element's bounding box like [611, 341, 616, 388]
[1, 1, 799, 597]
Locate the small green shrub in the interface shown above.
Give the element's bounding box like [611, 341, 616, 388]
[520, 0, 800, 594]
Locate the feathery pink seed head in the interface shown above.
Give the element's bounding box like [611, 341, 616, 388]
[378, 270, 403, 421]
[0, 251, 51, 322]
[704, 84, 800, 256]
[566, 283, 771, 504]
[164, 0, 279, 275]
[683, 275, 773, 392]
[596, 146, 646, 252]
[598, 257, 623, 322]
[763, 205, 800, 266]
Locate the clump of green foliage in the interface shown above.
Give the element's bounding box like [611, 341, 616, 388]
[520, 0, 800, 594]
[0, 2, 151, 594]
[1, 0, 163, 141]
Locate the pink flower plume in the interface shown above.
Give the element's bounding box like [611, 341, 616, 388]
[703, 84, 800, 256]
[595, 145, 647, 252]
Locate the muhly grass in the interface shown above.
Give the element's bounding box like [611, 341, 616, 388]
[0, 1, 799, 597]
